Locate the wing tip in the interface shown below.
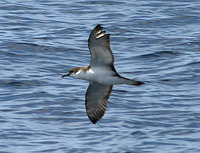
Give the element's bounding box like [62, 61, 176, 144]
[96, 24, 102, 28]
[94, 24, 103, 32]
[87, 115, 100, 124]
[91, 118, 98, 124]
[86, 108, 106, 124]
[90, 24, 108, 38]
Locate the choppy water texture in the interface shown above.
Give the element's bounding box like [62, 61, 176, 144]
[1, 0, 200, 152]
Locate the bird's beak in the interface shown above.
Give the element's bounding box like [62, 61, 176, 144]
[62, 73, 69, 78]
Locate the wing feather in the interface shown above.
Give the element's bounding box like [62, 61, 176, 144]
[88, 24, 114, 67]
[85, 82, 113, 124]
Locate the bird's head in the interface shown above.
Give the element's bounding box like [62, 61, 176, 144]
[62, 66, 88, 78]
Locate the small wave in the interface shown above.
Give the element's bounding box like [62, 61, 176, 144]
[1, 79, 46, 88]
[138, 51, 179, 59]
[185, 61, 200, 66]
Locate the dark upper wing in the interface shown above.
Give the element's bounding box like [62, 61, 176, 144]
[85, 82, 113, 124]
[88, 24, 114, 67]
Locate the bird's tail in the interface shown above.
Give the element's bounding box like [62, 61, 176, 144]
[127, 79, 145, 86]
[119, 75, 144, 86]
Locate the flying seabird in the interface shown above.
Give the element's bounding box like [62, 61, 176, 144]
[62, 24, 144, 124]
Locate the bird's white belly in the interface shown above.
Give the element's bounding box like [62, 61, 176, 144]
[83, 72, 124, 85]
[73, 67, 128, 85]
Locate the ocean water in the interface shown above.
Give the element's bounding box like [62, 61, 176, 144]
[1, 0, 200, 152]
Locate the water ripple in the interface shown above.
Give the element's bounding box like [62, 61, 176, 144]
[1, 0, 200, 152]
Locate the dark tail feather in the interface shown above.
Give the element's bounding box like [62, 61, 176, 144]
[117, 74, 144, 86]
[128, 80, 145, 86]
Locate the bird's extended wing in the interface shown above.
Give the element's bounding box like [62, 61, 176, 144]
[85, 82, 113, 124]
[88, 24, 114, 67]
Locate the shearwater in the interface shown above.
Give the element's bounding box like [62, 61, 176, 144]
[62, 24, 144, 124]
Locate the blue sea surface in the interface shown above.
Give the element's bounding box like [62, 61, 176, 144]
[1, 0, 200, 152]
